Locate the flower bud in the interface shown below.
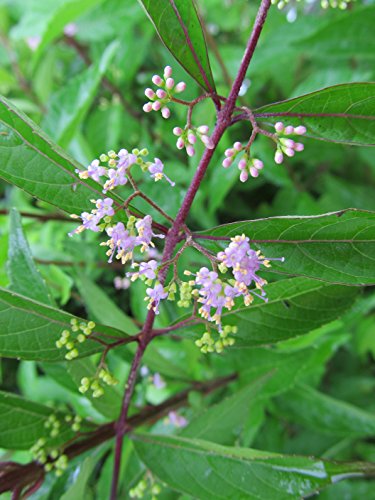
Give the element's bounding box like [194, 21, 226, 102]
[175, 81, 186, 93]
[284, 125, 294, 135]
[250, 166, 259, 178]
[144, 88, 155, 99]
[188, 133, 196, 144]
[294, 142, 304, 152]
[282, 138, 295, 149]
[176, 137, 185, 149]
[143, 102, 152, 113]
[197, 125, 209, 134]
[173, 127, 183, 136]
[165, 77, 174, 90]
[240, 170, 249, 182]
[222, 157, 232, 168]
[186, 145, 195, 157]
[152, 75, 163, 86]
[164, 65, 172, 78]
[284, 147, 295, 157]
[253, 159, 264, 169]
[156, 89, 167, 99]
[238, 158, 247, 170]
[275, 121, 284, 133]
[274, 150, 284, 164]
[152, 101, 161, 111]
[225, 148, 234, 157]
[161, 107, 170, 119]
[233, 141, 242, 151]
[294, 125, 307, 135]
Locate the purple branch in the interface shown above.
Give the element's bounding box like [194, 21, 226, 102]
[110, 1, 272, 497]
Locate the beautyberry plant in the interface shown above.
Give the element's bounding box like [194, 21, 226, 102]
[0, 0, 375, 499]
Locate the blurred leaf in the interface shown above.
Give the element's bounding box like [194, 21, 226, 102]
[181, 375, 270, 445]
[277, 384, 375, 438]
[199, 209, 375, 285]
[7, 208, 53, 305]
[298, 7, 375, 61]
[43, 41, 118, 148]
[138, 0, 216, 92]
[133, 434, 375, 499]
[255, 83, 375, 146]
[0, 287, 127, 361]
[0, 390, 75, 449]
[60, 454, 98, 500]
[11, 0, 104, 62]
[0, 96, 126, 215]
[76, 273, 138, 334]
[178, 277, 357, 347]
[40, 265, 73, 305]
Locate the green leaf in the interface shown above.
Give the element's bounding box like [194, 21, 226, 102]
[133, 434, 375, 499]
[60, 454, 99, 500]
[7, 208, 53, 305]
[298, 7, 375, 61]
[42, 42, 118, 148]
[179, 277, 358, 347]
[255, 83, 375, 145]
[198, 209, 375, 285]
[0, 287, 127, 361]
[181, 375, 270, 445]
[137, 0, 216, 93]
[276, 384, 375, 438]
[0, 390, 75, 450]
[11, 0, 104, 64]
[0, 95, 126, 215]
[76, 273, 138, 334]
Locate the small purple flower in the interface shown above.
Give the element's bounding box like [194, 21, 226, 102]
[117, 150, 137, 169]
[146, 283, 168, 314]
[152, 373, 166, 389]
[106, 223, 137, 263]
[95, 198, 115, 219]
[127, 260, 158, 281]
[87, 159, 107, 182]
[80, 212, 101, 232]
[136, 215, 164, 251]
[168, 411, 188, 428]
[148, 158, 175, 186]
[103, 167, 127, 193]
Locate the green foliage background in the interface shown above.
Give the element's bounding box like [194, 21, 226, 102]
[0, 0, 375, 498]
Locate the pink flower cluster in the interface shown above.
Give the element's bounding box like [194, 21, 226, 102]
[223, 142, 263, 182]
[173, 125, 214, 156]
[274, 122, 306, 165]
[143, 66, 186, 119]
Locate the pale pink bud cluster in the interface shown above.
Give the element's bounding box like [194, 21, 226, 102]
[273, 122, 306, 165]
[173, 125, 214, 156]
[143, 66, 186, 119]
[222, 141, 263, 182]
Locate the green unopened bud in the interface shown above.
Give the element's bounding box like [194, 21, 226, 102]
[77, 334, 86, 343]
[93, 388, 104, 398]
